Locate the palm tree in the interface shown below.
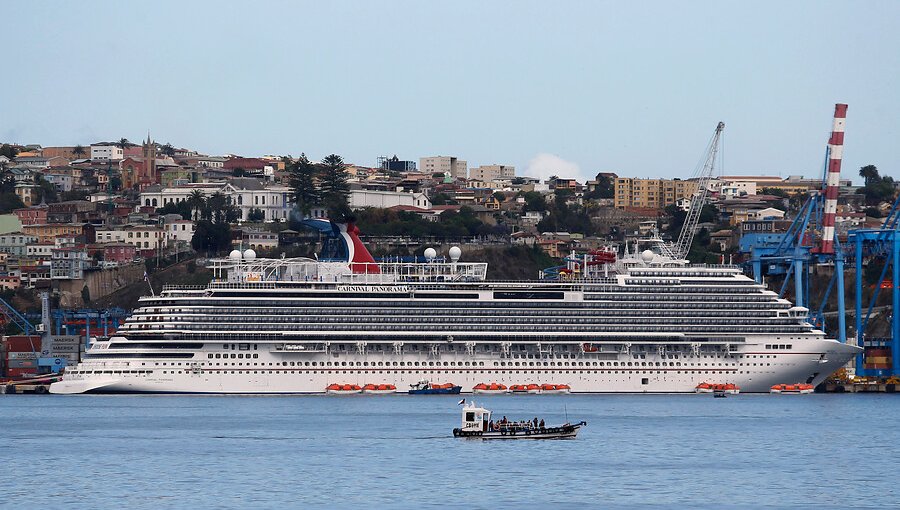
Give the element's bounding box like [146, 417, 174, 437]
[72, 145, 86, 159]
[859, 165, 880, 187]
[207, 191, 228, 223]
[116, 138, 130, 159]
[187, 189, 206, 221]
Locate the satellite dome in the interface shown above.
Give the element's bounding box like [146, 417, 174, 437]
[243, 249, 257, 261]
[641, 250, 655, 263]
[424, 247, 437, 260]
[229, 250, 242, 261]
[449, 246, 462, 262]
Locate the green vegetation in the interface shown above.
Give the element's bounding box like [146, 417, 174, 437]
[0, 144, 19, 159]
[353, 207, 507, 238]
[0, 174, 24, 213]
[287, 154, 320, 216]
[583, 173, 614, 200]
[535, 189, 595, 235]
[858, 165, 896, 206]
[248, 208, 265, 222]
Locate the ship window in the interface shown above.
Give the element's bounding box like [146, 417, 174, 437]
[208, 354, 213, 358]
[230, 354, 236, 358]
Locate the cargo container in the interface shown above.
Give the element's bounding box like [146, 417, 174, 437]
[7, 359, 37, 369]
[7, 351, 38, 360]
[3, 336, 42, 352]
[6, 368, 38, 378]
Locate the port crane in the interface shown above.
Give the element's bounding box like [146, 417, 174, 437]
[740, 104, 848, 342]
[660, 121, 725, 260]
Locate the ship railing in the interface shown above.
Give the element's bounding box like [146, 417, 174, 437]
[161, 285, 208, 292]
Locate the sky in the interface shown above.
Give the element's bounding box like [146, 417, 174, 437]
[2, 1, 898, 184]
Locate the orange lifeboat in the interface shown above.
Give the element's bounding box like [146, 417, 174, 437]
[473, 382, 508, 394]
[362, 383, 396, 394]
[525, 383, 542, 394]
[582, 343, 599, 353]
[327, 383, 362, 395]
[541, 383, 571, 394]
[509, 384, 530, 394]
[697, 382, 740, 395]
[771, 383, 814, 394]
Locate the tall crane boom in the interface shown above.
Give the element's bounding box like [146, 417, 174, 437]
[670, 121, 725, 260]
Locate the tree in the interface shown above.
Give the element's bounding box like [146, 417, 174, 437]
[232, 167, 247, 177]
[287, 154, 319, 217]
[430, 192, 454, 206]
[81, 285, 91, 305]
[206, 191, 228, 223]
[492, 191, 506, 203]
[186, 189, 205, 221]
[0, 144, 18, 159]
[859, 164, 880, 187]
[584, 173, 614, 200]
[248, 208, 265, 222]
[761, 187, 788, 198]
[318, 154, 350, 219]
[0, 193, 24, 213]
[160, 143, 176, 157]
[72, 145, 87, 159]
[522, 191, 548, 213]
[33, 174, 58, 203]
[116, 138, 130, 155]
[191, 220, 232, 255]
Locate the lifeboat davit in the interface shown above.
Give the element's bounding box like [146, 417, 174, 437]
[362, 383, 396, 394]
[770, 383, 814, 394]
[541, 383, 571, 394]
[473, 382, 508, 394]
[326, 383, 362, 395]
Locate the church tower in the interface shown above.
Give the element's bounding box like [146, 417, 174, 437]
[142, 133, 158, 185]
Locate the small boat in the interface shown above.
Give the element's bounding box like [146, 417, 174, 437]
[696, 382, 740, 395]
[770, 383, 814, 394]
[326, 383, 362, 395]
[473, 382, 508, 394]
[713, 390, 728, 398]
[452, 401, 585, 440]
[408, 380, 462, 395]
[540, 383, 571, 394]
[362, 383, 396, 394]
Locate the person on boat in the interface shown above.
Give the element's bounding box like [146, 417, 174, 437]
[488, 419, 494, 431]
[539, 419, 545, 429]
[533, 417, 539, 428]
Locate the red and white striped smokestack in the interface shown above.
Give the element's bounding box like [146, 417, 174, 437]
[819, 103, 847, 254]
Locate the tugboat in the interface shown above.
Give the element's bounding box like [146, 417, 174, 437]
[408, 380, 462, 395]
[452, 401, 586, 440]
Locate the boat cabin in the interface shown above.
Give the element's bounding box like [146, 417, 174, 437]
[460, 402, 492, 432]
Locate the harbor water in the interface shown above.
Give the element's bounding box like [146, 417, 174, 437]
[1, 394, 898, 509]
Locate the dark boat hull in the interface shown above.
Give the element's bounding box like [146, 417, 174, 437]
[453, 421, 585, 439]
[409, 386, 462, 395]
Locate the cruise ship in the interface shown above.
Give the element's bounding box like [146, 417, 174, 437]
[50, 220, 861, 394]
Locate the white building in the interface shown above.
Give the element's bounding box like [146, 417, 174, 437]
[0, 232, 39, 256]
[721, 180, 757, 197]
[350, 190, 431, 210]
[139, 179, 294, 223]
[164, 219, 195, 244]
[420, 156, 467, 180]
[90, 144, 124, 162]
[50, 247, 90, 280]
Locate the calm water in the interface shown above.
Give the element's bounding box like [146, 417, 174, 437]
[1, 394, 897, 509]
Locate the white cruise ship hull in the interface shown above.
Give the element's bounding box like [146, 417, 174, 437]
[52, 337, 859, 394]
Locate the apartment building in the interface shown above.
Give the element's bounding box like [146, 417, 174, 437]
[420, 156, 467, 179]
[469, 165, 515, 181]
[614, 178, 698, 209]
